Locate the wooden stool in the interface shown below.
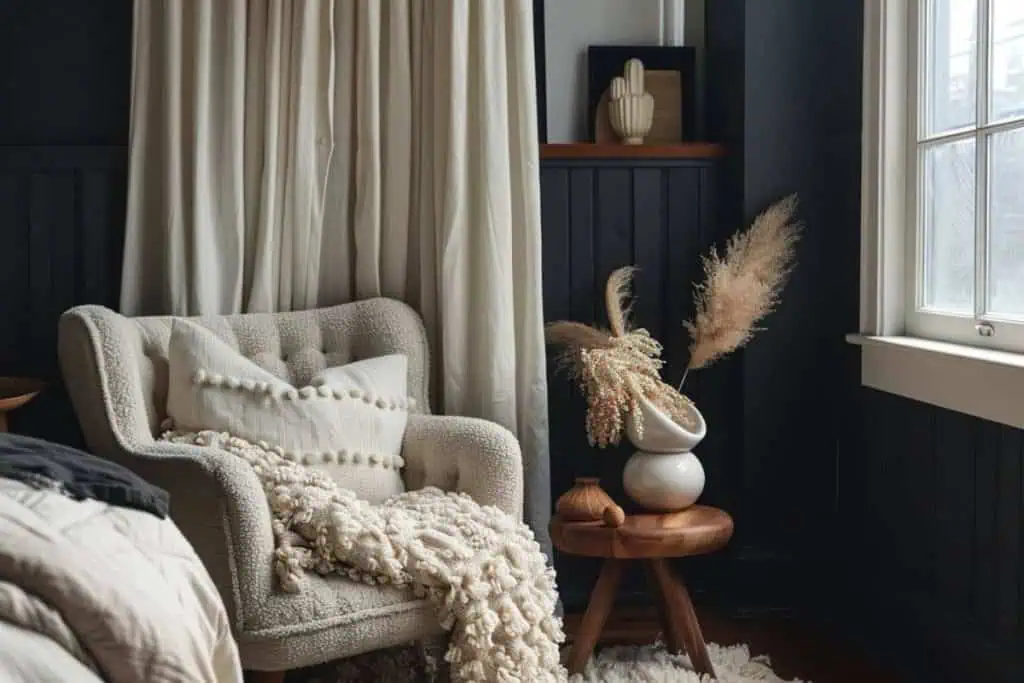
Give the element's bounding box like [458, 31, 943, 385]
[551, 505, 734, 677]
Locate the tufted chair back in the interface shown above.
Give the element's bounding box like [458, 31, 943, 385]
[58, 298, 431, 456]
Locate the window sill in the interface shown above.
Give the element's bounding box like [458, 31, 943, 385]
[846, 334, 1024, 430]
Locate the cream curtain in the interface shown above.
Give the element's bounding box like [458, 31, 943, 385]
[122, 0, 551, 556]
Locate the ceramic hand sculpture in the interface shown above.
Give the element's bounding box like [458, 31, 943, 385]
[608, 58, 655, 145]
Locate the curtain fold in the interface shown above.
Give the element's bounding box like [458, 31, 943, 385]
[122, 0, 552, 557]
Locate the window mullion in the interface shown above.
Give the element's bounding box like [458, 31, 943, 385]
[974, 0, 991, 322]
[908, 0, 924, 321]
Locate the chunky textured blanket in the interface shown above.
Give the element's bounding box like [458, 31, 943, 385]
[163, 430, 568, 683]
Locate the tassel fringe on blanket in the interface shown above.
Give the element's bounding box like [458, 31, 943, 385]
[162, 430, 568, 683]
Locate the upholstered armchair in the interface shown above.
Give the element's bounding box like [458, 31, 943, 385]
[57, 298, 524, 680]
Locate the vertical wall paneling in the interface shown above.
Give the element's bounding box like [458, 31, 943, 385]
[631, 168, 664, 344]
[0, 171, 29, 365]
[663, 167, 700, 384]
[841, 388, 1024, 683]
[594, 170, 632, 295]
[569, 169, 596, 324]
[0, 148, 128, 380]
[540, 169, 570, 321]
[80, 169, 125, 307]
[0, 148, 128, 442]
[935, 410, 975, 619]
[974, 422, 1000, 634]
[994, 426, 1021, 641]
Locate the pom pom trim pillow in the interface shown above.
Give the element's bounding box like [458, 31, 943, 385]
[165, 320, 414, 503]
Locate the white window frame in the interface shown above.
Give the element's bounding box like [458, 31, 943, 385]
[853, 0, 1024, 430]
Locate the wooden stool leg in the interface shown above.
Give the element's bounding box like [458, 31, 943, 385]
[567, 558, 624, 675]
[648, 558, 715, 679]
[643, 560, 684, 654]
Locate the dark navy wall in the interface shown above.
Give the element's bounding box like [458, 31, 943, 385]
[0, 0, 132, 442]
[704, 2, 1024, 682]
[703, 0, 864, 611]
[839, 389, 1024, 683]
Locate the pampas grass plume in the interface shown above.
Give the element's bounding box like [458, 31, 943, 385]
[684, 194, 801, 371]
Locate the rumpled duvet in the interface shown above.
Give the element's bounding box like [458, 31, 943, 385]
[0, 477, 243, 683]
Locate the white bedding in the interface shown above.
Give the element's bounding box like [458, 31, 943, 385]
[0, 619, 101, 683]
[0, 478, 243, 683]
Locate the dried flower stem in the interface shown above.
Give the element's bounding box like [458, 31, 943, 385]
[676, 367, 689, 392]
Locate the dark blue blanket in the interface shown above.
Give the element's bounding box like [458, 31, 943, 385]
[0, 434, 169, 518]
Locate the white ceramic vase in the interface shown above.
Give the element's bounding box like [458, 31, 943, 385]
[622, 395, 707, 512]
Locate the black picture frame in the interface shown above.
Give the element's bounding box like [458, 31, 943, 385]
[587, 45, 698, 142]
[533, 0, 547, 143]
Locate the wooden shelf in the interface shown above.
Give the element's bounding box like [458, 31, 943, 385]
[540, 142, 726, 160]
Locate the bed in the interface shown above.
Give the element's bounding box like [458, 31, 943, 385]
[0, 434, 243, 683]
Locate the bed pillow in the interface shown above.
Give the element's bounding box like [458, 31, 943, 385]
[165, 320, 412, 503]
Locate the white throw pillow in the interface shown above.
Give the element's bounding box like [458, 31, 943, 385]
[165, 320, 412, 502]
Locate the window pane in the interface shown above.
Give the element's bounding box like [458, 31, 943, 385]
[988, 128, 1024, 318]
[991, 0, 1024, 122]
[925, 0, 978, 136]
[922, 139, 976, 313]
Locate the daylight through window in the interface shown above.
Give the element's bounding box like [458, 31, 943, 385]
[911, 0, 1024, 348]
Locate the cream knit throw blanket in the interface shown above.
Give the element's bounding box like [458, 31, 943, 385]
[162, 430, 567, 683]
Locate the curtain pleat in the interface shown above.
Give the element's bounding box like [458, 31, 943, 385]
[122, 0, 551, 557]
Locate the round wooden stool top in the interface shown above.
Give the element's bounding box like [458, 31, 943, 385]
[551, 505, 734, 559]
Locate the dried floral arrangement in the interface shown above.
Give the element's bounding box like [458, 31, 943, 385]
[546, 267, 698, 448]
[546, 195, 801, 448]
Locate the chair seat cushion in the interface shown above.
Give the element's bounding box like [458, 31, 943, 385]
[166, 319, 411, 503]
[238, 574, 444, 668]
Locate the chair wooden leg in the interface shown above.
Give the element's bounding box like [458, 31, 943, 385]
[567, 558, 624, 675]
[245, 671, 286, 683]
[643, 560, 685, 654]
[648, 558, 715, 679]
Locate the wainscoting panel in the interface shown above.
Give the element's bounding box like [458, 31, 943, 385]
[0, 146, 128, 441]
[838, 386, 1024, 683]
[539, 150, 735, 610]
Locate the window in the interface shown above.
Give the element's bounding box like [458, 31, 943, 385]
[856, 0, 1024, 431]
[909, 0, 1024, 352]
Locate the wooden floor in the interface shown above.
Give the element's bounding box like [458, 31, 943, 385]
[564, 607, 904, 683]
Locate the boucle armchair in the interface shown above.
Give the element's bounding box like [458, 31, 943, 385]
[57, 298, 524, 679]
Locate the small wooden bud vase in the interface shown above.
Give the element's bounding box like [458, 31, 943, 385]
[555, 477, 616, 522]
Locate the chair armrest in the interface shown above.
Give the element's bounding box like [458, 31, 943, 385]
[401, 413, 524, 518]
[122, 440, 275, 635]
[59, 305, 275, 632]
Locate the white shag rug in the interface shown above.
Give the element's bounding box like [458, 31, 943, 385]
[294, 641, 807, 683]
[573, 643, 806, 682]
